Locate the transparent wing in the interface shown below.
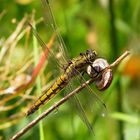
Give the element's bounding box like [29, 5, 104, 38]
[75, 71, 106, 110]
[75, 71, 107, 119]
[63, 71, 106, 133]
[66, 83, 94, 133]
[40, 0, 69, 63]
[28, 23, 62, 69]
[65, 69, 107, 129]
[28, 0, 71, 80]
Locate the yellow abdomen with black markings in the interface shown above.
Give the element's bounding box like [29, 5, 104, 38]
[26, 74, 69, 116]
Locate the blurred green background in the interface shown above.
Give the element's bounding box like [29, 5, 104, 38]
[0, 0, 140, 140]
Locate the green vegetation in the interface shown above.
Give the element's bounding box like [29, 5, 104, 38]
[0, 0, 140, 140]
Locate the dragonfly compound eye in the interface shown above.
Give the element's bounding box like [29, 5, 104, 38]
[86, 49, 97, 61]
[87, 58, 113, 90]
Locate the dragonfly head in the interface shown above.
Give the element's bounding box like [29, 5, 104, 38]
[87, 58, 113, 90]
[86, 49, 97, 62]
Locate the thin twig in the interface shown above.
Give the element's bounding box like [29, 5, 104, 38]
[109, 51, 130, 68]
[0, 16, 27, 63]
[11, 51, 129, 140]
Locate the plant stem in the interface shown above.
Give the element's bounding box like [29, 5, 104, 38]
[109, 0, 124, 140]
[32, 12, 45, 140]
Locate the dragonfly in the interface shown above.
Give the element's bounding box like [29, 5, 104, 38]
[26, 0, 113, 130]
[27, 49, 98, 115]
